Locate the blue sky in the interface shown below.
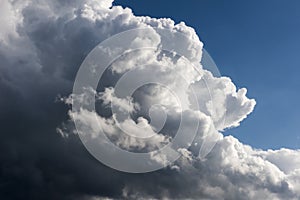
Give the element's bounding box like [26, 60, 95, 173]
[114, 0, 300, 150]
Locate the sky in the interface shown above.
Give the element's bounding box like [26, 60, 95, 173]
[113, 0, 300, 150]
[1, 0, 300, 199]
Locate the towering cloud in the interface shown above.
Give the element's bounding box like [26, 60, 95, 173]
[0, 0, 299, 199]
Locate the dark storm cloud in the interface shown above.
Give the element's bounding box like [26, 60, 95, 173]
[0, 0, 300, 200]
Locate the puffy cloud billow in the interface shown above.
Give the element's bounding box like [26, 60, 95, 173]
[0, 0, 299, 199]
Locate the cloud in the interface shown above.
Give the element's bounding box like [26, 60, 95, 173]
[0, 0, 299, 199]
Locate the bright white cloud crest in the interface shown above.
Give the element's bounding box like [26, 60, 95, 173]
[1, 0, 300, 199]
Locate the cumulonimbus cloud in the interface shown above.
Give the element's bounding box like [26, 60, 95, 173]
[0, 0, 299, 199]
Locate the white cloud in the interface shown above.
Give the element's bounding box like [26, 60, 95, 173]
[258, 148, 300, 174]
[1, 0, 299, 199]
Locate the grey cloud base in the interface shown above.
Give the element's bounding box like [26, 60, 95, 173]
[0, 0, 300, 199]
